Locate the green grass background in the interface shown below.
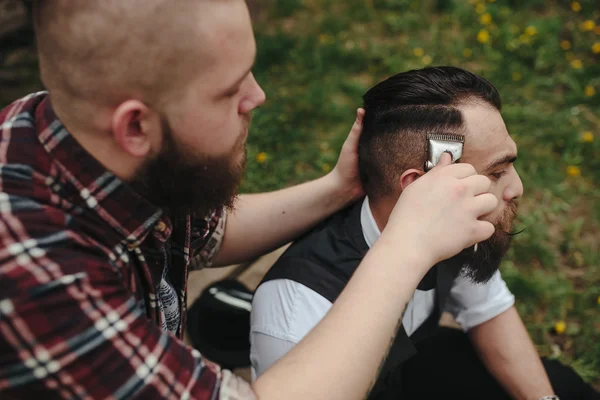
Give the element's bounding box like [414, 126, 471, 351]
[245, 0, 600, 384]
[0, 0, 598, 386]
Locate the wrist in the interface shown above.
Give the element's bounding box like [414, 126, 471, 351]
[323, 170, 363, 208]
[376, 230, 435, 278]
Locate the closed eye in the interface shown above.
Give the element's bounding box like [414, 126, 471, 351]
[490, 170, 507, 180]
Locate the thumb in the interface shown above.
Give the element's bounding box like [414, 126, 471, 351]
[345, 108, 365, 144]
[434, 151, 453, 168]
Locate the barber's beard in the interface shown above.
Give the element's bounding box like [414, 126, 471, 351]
[449, 200, 518, 284]
[128, 115, 250, 219]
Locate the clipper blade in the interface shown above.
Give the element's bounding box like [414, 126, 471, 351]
[424, 133, 465, 171]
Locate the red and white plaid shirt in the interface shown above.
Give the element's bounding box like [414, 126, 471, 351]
[0, 92, 256, 399]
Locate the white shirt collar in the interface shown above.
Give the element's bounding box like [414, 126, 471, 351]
[360, 196, 381, 248]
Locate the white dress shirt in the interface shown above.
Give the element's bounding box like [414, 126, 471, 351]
[250, 197, 515, 380]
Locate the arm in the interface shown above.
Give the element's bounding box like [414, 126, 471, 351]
[213, 111, 365, 266]
[469, 306, 555, 400]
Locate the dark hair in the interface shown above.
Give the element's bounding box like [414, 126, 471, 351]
[359, 66, 501, 199]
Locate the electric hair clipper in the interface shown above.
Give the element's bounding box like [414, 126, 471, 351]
[424, 133, 465, 171]
[425, 133, 478, 253]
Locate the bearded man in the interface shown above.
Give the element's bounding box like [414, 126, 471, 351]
[0, 2, 508, 399]
[250, 67, 599, 400]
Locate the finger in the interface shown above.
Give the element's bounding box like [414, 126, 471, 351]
[434, 152, 452, 167]
[439, 162, 477, 178]
[343, 108, 364, 148]
[471, 193, 498, 217]
[473, 220, 495, 242]
[357, 108, 365, 124]
[463, 174, 492, 195]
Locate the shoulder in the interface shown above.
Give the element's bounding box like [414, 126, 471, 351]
[251, 278, 332, 343]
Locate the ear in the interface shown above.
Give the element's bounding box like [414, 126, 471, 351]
[399, 168, 425, 191]
[111, 100, 160, 158]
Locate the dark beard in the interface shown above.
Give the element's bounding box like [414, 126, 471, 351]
[128, 116, 249, 219]
[448, 200, 518, 284]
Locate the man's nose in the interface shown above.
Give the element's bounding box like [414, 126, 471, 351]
[503, 170, 523, 202]
[239, 74, 266, 114]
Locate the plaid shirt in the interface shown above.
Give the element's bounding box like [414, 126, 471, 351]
[0, 93, 256, 399]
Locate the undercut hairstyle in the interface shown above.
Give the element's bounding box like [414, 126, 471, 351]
[359, 66, 502, 200]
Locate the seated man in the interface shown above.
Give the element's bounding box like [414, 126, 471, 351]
[250, 67, 599, 399]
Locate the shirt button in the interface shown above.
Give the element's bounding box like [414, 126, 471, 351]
[154, 221, 167, 232]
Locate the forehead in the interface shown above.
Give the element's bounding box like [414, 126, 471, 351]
[201, 1, 256, 82]
[459, 103, 517, 168]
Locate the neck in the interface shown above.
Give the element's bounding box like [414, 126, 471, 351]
[50, 94, 141, 181]
[368, 196, 396, 233]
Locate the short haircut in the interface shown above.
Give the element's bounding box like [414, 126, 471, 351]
[32, 0, 206, 109]
[359, 66, 502, 200]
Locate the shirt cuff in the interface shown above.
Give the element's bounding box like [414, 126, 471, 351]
[219, 369, 257, 400]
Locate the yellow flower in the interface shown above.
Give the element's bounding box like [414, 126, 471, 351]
[422, 55, 432, 65]
[595, 26, 600, 35]
[321, 163, 331, 173]
[480, 13, 492, 25]
[592, 42, 600, 54]
[597, 295, 600, 305]
[570, 59, 583, 69]
[560, 40, 572, 50]
[519, 34, 531, 44]
[554, 321, 566, 334]
[525, 26, 538, 36]
[566, 165, 581, 177]
[571, 1, 581, 12]
[477, 29, 490, 44]
[413, 47, 424, 57]
[256, 152, 268, 164]
[512, 72, 522, 81]
[475, 3, 485, 14]
[463, 48, 473, 57]
[580, 20, 596, 32]
[585, 85, 596, 97]
[582, 131, 594, 142]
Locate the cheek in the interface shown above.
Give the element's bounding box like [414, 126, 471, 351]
[175, 106, 242, 156]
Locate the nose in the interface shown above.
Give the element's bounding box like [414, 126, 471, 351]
[239, 73, 266, 114]
[503, 168, 524, 202]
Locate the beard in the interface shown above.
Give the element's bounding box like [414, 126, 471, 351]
[128, 114, 250, 219]
[448, 200, 518, 284]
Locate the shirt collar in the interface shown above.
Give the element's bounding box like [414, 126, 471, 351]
[35, 93, 166, 247]
[360, 196, 381, 248]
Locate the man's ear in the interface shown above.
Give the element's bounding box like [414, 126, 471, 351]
[399, 168, 425, 190]
[111, 100, 161, 158]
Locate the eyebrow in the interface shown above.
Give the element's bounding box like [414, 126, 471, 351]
[484, 153, 518, 171]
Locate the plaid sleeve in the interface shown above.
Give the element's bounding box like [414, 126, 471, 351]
[190, 208, 227, 269]
[0, 220, 254, 399]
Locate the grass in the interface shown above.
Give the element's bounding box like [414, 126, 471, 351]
[0, 0, 598, 386]
[246, 0, 600, 384]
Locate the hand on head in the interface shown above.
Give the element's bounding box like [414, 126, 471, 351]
[384, 152, 497, 266]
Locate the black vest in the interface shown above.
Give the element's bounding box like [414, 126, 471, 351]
[258, 200, 461, 398]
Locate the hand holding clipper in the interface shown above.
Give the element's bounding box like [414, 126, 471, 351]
[425, 133, 478, 253]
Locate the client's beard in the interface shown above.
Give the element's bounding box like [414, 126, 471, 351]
[128, 115, 249, 219]
[449, 200, 518, 284]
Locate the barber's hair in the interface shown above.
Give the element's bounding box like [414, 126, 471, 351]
[359, 66, 501, 200]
